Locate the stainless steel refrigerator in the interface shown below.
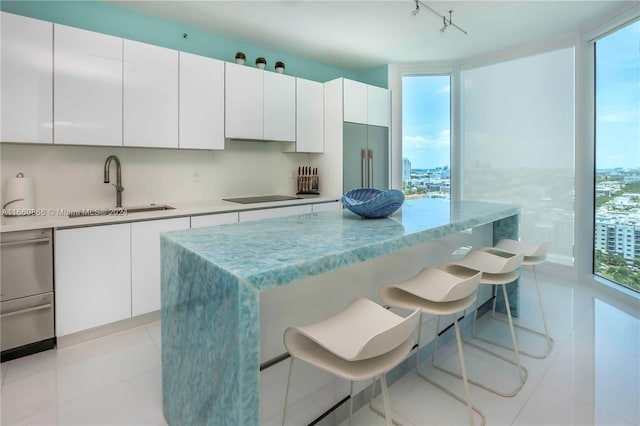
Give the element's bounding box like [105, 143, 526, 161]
[343, 123, 389, 192]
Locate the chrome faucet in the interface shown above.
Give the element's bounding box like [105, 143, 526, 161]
[104, 155, 124, 208]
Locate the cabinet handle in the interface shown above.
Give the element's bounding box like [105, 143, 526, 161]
[368, 149, 374, 188]
[360, 149, 366, 187]
[1, 303, 52, 318]
[0, 237, 50, 247]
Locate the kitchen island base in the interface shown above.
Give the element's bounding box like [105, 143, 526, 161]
[160, 199, 519, 425]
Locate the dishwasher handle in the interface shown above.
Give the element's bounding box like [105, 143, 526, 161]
[0, 237, 50, 247]
[1, 303, 52, 319]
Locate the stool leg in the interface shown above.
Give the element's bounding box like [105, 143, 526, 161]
[349, 381, 354, 426]
[437, 286, 528, 397]
[501, 284, 525, 381]
[430, 315, 442, 370]
[369, 376, 402, 426]
[416, 312, 424, 371]
[422, 315, 487, 426]
[452, 314, 474, 426]
[380, 374, 393, 426]
[282, 357, 295, 426]
[484, 267, 554, 358]
[470, 292, 481, 338]
[532, 265, 552, 347]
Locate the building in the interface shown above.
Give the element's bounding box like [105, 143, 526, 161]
[595, 214, 640, 260]
[402, 157, 411, 183]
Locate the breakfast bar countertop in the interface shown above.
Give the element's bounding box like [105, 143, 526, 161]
[162, 198, 519, 291]
[160, 197, 520, 425]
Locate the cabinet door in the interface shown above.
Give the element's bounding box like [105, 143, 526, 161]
[191, 212, 238, 228]
[367, 85, 390, 127]
[263, 72, 296, 142]
[311, 202, 341, 213]
[179, 52, 224, 150]
[54, 25, 122, 146]
[368, 125, 389, 190]
[124, 40, 178, 148]
[343, 122, 368, 192]
[131, 217, 189, 317]
[343, 79, 367, 124]
[225, 62, 263, 140]
[54, 224, 131, 336]
[238, 205, 312, 222]
[1, 13, 52, 144]
[295, 78, 324, 153]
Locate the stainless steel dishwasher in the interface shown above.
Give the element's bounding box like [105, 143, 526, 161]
[1, 229, 55, 361]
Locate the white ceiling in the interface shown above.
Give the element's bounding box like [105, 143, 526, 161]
[107, 1, 635, 70]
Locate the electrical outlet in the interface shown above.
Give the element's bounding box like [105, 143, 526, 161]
[192, 171, 201, 182]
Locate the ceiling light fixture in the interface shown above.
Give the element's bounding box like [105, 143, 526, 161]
[411, 0, 420, 16]
[412, 0, 468, 35]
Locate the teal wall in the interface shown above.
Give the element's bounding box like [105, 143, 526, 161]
[1, 0, 387, 87]
[359, 65, 389, 89]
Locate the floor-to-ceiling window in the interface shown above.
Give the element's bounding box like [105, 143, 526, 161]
[461, 47, 576, 265]
[401, 75, 451, 199]
[594, 21, 640, 293]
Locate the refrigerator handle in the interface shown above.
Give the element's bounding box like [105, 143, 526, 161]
[361, 149, 366, 188]
[368, 149, 374, 188]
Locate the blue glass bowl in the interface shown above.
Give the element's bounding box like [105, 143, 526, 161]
[341, 188, 405, 218]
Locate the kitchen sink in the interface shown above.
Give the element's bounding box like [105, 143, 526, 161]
[68, 204, 175, 218]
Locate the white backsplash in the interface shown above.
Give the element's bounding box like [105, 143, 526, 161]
[0, 142, 311, 209]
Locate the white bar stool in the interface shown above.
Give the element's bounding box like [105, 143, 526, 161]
[380, 265, 486, 426]
[439, 248, 528, 398]
[282, 297, 420, 426]
[492, 239, 553, 358]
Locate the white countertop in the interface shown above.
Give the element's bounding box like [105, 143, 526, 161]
[0, 195, 341, 232]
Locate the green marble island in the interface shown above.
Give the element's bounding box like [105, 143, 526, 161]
[160, 198, 519, 425]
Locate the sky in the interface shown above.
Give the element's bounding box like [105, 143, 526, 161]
[402, 20, 639, 171]
[402, 75, 450, 170]
[596, 21, 640, 170]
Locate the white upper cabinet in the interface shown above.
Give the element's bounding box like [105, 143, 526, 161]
[225, 62, 263, 140]
[343, 79, 368, 124]
[124, 40, 178, 148]
[54, 24, 123, 146]
[367, 85, 390, 127]
[225, 63, 297, 142]
[1, 12, 53, 144]
[179, 52, 224, 150]
[294, 78, 324, 153]
[342, 78, 390, 127]
[263, 72, 296, 142]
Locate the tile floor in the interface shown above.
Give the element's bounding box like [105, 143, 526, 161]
[1, 270, 638, 425]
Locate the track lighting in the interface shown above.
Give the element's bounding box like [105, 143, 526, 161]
[411, 1, 468, 35]
[411, 0, 420, 16]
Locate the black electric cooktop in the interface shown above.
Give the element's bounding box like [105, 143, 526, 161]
[222, 195, 302, 204]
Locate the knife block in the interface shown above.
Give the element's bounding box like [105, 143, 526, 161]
[296, 174, 319, 195]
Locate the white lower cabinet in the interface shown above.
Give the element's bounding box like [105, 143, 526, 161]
[190, 212, 238, 228]
[238, 205, 312, 222]
[311, 202, 341, 213]
[53, 203, 327, 336]
[131, 217, 190, 317]
[55, 223, 131, 336]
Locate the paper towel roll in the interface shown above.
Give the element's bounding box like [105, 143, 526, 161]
[3, 173, 35, 216]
